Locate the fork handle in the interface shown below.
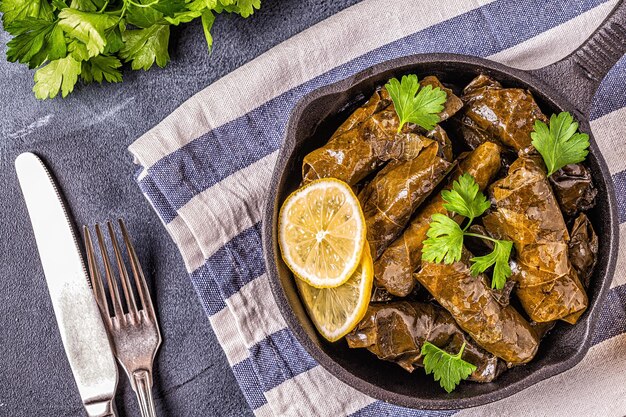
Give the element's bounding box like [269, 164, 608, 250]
[133, 370, 157, 417]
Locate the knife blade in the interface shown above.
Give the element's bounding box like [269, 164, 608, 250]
[15, 152, 118, 417]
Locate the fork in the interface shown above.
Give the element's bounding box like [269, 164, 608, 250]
[84, 219, 162, 417]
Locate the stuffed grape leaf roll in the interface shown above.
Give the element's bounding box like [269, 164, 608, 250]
[303, 89, 428, 185]
[414, 251, 540, 365]
[359, 140, 453, 258]
[568, 213, 598, 288]
[374, 141, 501, 296]
[550, 164, 598, 217]
[458, 74, 547, 152]
[302, 76, 461, 186]
[346, 301, 503, 382]
[457, 75, 597, 217]
[483, 155, 588, 324]
[419, 75, 463, 122]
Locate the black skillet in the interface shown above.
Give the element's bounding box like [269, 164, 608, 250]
[262, 2, 625, 410]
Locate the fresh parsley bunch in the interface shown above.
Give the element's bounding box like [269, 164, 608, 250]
[0, 0, 261, 99]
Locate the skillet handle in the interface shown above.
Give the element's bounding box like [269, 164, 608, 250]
[529, 0, 626, 118]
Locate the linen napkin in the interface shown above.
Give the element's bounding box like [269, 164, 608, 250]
[129, 0, 626, 415]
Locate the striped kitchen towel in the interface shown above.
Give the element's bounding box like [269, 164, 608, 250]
[129, 0, 626, 416]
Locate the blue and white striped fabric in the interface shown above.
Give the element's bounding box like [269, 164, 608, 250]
[129, 1, 626, 415]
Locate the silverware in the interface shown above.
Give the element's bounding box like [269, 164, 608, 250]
[84, 219, 162, 417]
[15, 152, 119, 417]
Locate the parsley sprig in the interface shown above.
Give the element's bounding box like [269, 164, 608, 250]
[531, 111, 590, 176]
[385, 74, 447, 132]
[421, 341, 477, 393]
[0, 0, 261, 99]
[422, 173, 513, 290]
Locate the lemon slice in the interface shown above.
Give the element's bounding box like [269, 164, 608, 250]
[296, 246, 374, 342]
[278, 178, 366, 288]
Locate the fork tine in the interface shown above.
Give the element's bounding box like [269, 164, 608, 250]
[107, 220, 139, 317]
[95, 223, 124, 318]
[84, 226, 110, 319]
[119, 218, 156, 318]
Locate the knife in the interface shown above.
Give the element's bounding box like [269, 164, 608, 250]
[15, 152, 119, 417]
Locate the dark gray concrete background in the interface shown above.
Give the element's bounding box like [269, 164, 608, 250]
[0, 1, 360, 415]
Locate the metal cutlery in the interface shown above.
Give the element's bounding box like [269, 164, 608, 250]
[15, 152, 119, 417]
[84, 219, 162, 417]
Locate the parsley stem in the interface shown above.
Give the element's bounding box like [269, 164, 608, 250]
[127, 0, 159, 8]
[463, 232, 499, 244]
[99, 0, 110, 12]
[454, 342, 467, 359]
[462, 219, 474, 233]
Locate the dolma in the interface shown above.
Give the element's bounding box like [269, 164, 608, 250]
[568, 213, 598, 288]
[414, 252, 540, 365]
[464, 224, 517, 307]
[370, 286, 397, 303]
[302, 76, 461, 186]
[530, 320, 556, 340]
[458, 74, 596, 210]
[426, 125, 453, 162]
[420, 76, 463, 122]
[359, 141, 452, 258]
[346, 301, 503, 382]
[458, 74, 547, 152]
[373, 141, 501, 296]
[550, 164, 597, 217]
[302, 89, 397, 185]
[302, 89, 427, 185]
[483, 155, 588, 324]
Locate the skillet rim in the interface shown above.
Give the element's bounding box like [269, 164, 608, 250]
[261, 52, 620, 410]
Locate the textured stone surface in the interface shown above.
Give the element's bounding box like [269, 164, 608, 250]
[0, 1, 360, 415]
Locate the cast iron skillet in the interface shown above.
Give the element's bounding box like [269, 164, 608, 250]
[263, 2, 625, 410]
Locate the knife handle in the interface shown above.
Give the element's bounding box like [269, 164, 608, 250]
[133, 369, 157, 417]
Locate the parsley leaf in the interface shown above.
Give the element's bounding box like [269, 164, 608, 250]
[441, 173, 490, 221]
[200, 10, 216, 51]
[421, 341, 477, 393]
[69, 0, 106, 12]
[469, 240, 513, 290]
[33, 55, 82, 99]
[423, 172, 514, 289]
[51, 0, 69, 9]
[5, 18, 66, 69]
[531, 112, 590, 176]
[126, 3, 163, 28]
[422, 213, 464, 264]
[68, 39, 91, 61]
[80, 54, 122, 83]
[0, 0, 54, 27]
[164, 10, 203, 25]
[385, 74, 447, 132]
[120, 25, 170, 70]
[151, 0, 188, 17]
[215, 0, 261, 17]
[103, 25, 124, 54]
[58, 9, 117, 57]
[188, 0, 218, 11]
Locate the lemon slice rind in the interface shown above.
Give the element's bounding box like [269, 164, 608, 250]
[295, 245, 373, 342]
[278, 178, 366, 289]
